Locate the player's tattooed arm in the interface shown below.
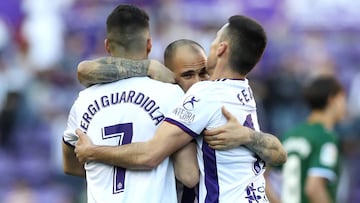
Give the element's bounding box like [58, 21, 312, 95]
[245, 130, 287, 166]
[77, 57, 175, 87]
[204, 107, 287, 166]
[77, 57, 149, 87]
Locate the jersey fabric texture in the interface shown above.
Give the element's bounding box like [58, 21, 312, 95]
[281, 123, 340, 203]
[63, 77, 184, 203]
[165, 79, 268, 203]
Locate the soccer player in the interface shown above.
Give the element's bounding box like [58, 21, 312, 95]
[281, 76, 346, 203]
[62, 5, 198, 203]
[163, 39, 209, 92]
[163, 39, 209, 202]
[74, 15, 287, 202]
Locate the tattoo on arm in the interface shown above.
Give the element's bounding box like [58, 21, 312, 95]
[82, 57, 150, 85]
[246, 131, 286, 166]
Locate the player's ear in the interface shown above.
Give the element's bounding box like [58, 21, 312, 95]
[104, 38, 111, 54]
[216, 41, 227, 57]
[146, 37, 152, 54]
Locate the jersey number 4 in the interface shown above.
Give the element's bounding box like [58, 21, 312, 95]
[243, 114, 265, 175]
[102, 123, 133, 194]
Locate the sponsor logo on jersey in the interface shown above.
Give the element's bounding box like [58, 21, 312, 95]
[182, 95, 199, 111]
[172, 107, 195, 124]
[253, 156, 266, 175]
[245, 182, 267, 202]
[320, 143, 338, 167]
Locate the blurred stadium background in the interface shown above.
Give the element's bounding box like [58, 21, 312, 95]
[0, 0, 359, 202]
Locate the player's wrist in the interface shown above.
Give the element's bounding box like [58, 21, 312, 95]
[84, 145, 98, 162]
[244, 127, 256, 146]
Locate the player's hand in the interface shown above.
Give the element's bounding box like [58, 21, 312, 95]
[148, 60, 175, 83]
[74, 129, 94, 164]
[203, 106, 251, 150]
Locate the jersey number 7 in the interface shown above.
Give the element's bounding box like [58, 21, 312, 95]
[102, 123, 133, 194]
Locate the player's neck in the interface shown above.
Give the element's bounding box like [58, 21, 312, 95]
[307, 110, 335, 131]
[112, 51, 148, 60]
[210, 65, 245, 80]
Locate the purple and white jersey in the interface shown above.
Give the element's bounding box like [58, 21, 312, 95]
[165, 79, 268, 203]
[63, 77, 183, 203]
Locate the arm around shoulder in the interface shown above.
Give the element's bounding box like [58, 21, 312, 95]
[246, 129, 287, 166]
[203, 107, 287, 166]
[77, 57, 175, 87]
[77, 57, 150, 87]
[74, 122, 193, 170]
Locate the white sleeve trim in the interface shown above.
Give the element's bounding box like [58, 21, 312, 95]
[308, 167, 337, 182]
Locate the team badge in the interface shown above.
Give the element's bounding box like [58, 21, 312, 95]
[182, 95, 199, 111]
[320, 143, 338, 167]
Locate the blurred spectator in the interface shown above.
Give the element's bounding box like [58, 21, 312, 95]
[20, 0, 73, 71]
[0, 92, 20, 147]
[348, 72, 360, 118]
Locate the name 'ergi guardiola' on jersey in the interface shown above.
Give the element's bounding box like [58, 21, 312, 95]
[79, 85, 166, 132]
[165, 79, 268, 203]
[63, 77, 184, 203]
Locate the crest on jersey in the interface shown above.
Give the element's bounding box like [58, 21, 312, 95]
[182, 95, 199, 111]
[253, 156, 266, 175]
[320, 143, 338, 167]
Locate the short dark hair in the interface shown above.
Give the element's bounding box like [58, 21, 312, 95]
[222, 15, 267, 75]
[303, 76, 344, 110]
[106, 4, 149, 54]
[163, 39, 205, 67]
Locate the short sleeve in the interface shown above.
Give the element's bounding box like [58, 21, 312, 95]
[308, 140, 338, 181]
[165, 82, 216, 137]
[63, 101, 79, 146]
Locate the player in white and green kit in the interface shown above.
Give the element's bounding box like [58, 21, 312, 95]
[282, 122, 340, 203]
[281, 76, 346, 203]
